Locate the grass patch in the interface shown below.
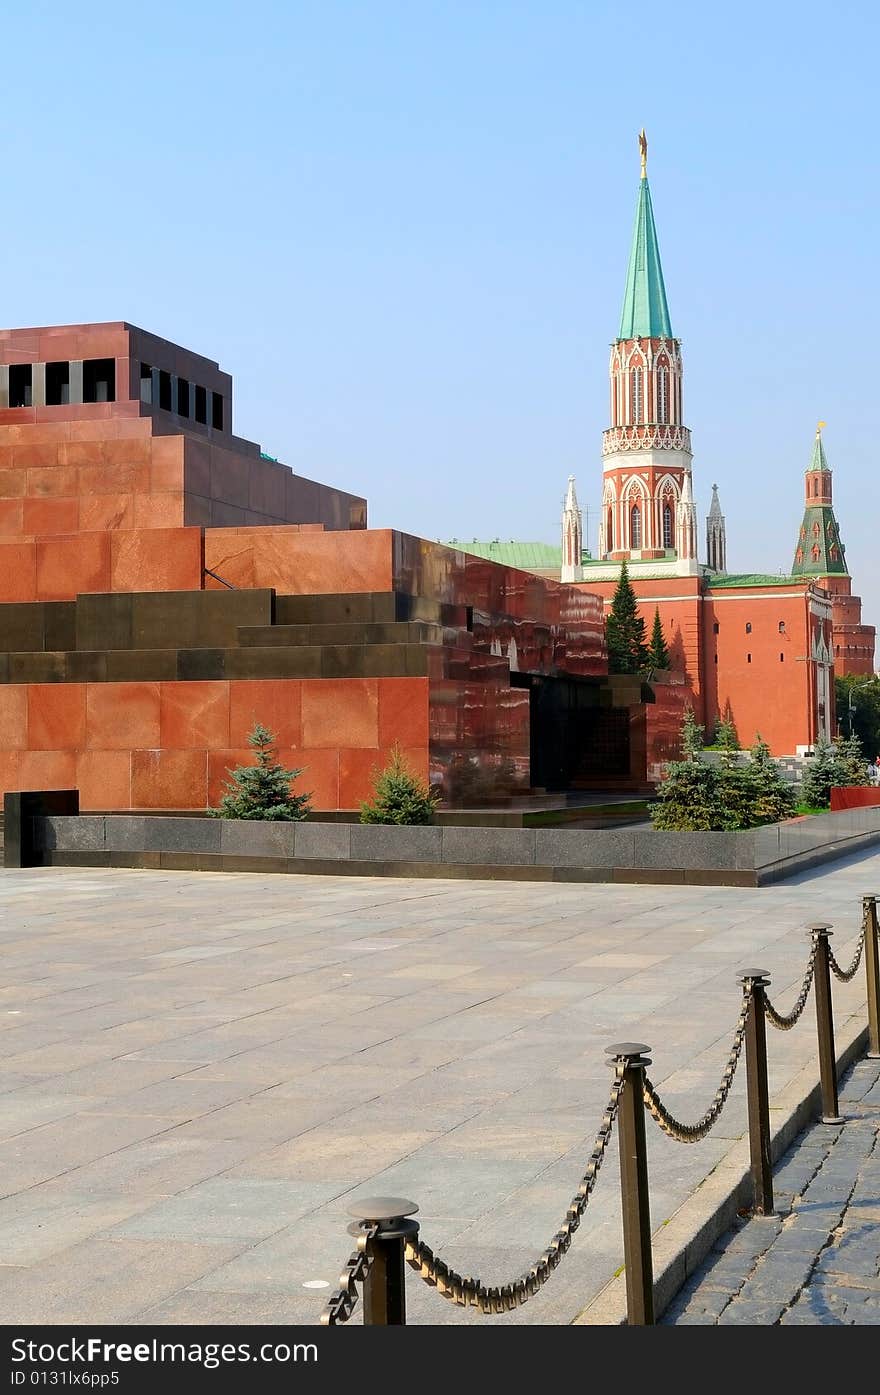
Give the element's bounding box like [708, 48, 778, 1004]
[795, 804, 827, 816]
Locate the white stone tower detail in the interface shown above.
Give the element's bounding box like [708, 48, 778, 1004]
[560, 474, 584, 582]
[706, 483, 727, 574]
[675, 471, 698, 567]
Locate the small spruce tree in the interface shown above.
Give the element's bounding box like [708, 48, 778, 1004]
[606, 560, 649, 674]
[748, 735, 797, 824]
[714, 715, 741, 765]
[647, 607, 670, 671]
[211, 723, 312, 820]
[680, 706, 705, 761]
[800, 737, 842, 810]
[834, 733, 871, 787]
[360, 745, 440, 824]
[652, 758, 735, 831]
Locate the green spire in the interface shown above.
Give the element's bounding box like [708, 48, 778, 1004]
[807, 426, 830, 472]
[618, 141, 673, 340]
[791, 427, 848, 578]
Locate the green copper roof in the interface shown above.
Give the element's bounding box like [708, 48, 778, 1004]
[618, 177, 673, 340]
[790, 506, 849, 578]
[442, 540, 591, 568]
[708, 573, 800, 589]
[807, 433, 830, 472]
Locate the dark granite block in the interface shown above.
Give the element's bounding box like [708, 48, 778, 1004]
[144, 817, 221, 853]
[403, 645, 429, 676]
[219, 821, 298, 858]
[320, 645, 367, 678]
[632, 831, 739, 871]
[440, 827, 535, 865]
[224, 646, 322, 679]
[0, 603, 46, 653]
[75, 593, 133, 652]
[237, 624, 311, 648]
[612, 868, 686, 884]
[36, 815, 105, 852]
[4, 790, 79, 867]
[361, 644, 409, 677]
[106, 650, 178, 681]
[65, 651, 108, 682]
[0, 653, 10, 682]
[50, 850, 111, 867]
[9, 652, 65, 683]
[177, 648, 226, 680]
[350, 825, 441, 862]
[104, 817, 147, 851]
[43, 602, 76, 653]
[534, 829, 636, 869]
[293, 822, 352, 859]
[159, 852, 225, 872]
[221, 855, 290, 875]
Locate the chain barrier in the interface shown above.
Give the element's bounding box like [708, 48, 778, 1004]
[828, 921, 867, 984]
[403, 1060, 626, 1313]
[642, 987, 751, 1142]
[320, 1222, 379, 1325]
[763, 935, 819, 1031]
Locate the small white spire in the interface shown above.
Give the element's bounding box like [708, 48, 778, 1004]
[561, 474, 584, 582]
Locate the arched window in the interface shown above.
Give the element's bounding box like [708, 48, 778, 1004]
[813, 478, 819, 497]
[606, 506, 614, 553]
[813, 522, 821, 539]
[662, 501, 673, 548]
[630, 503, 642, 549]
[630, 369, 643, 423]
[657, 368, 669, 423]
[811, 543, 820, 561]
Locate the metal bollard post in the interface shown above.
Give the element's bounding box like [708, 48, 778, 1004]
[606, 1043, 654, 1325]
[864, 895, 880, 1060]
[811, 925, 844, 1125]
[346, 1197, 419, 1325]
[740, 971, 774, 1215]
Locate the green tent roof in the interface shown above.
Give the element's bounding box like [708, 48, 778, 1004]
[806, 433, 830, 473]
[708, 573, 800, 589]
[618, 177, 673, 340]
[441, 540, 590, 569]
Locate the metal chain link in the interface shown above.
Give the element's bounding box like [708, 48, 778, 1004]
[642, 987, 751, 1142]
[828, 920, 867, 984]
[320, 1222, 379, 1325]
[764, 935, 819, 1031]
[403, 1061, 626, 1313]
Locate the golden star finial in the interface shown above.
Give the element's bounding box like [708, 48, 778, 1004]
[816, 419, 827, 437]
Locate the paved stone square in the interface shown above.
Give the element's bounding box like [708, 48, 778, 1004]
[0, 852, 876, 1325]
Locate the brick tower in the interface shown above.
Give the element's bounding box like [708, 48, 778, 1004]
[598, 132, 698, 575]
[790, 424, 875, 675]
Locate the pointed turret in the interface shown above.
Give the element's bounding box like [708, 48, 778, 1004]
[560, 474, 584, 582]
[618, 132, 673, 341]
[675, 471, 697, 565]
[706, 483, 727, 574]
[791, 424, 848, 577]
[602, 134, 693, 572]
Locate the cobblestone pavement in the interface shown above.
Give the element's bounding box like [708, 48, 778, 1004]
[662, 1055, 880, 1325]
[0, 856, 874, 1325]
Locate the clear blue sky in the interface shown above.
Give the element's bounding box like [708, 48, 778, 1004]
[6, 1, 878, 637]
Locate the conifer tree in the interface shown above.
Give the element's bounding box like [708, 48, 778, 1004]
[748, 735, 797, 824]
[714, 715, 740, 765]
[605, 561, 649, 674]
[834, 733, 870, 787]
[211, 723, 312, 820]
[800, 738, 842, 810]
[680, 706, 705, 761]
[647, 607, 670, 671]
[360, 745, 440, 824]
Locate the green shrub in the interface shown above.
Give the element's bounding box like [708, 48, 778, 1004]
[651, 758, 736, 831]
[210, 723, 312, 820]
[749, 735, 797, 823]
[360, 746, 440, 824]
[800, 734, 870, 809]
